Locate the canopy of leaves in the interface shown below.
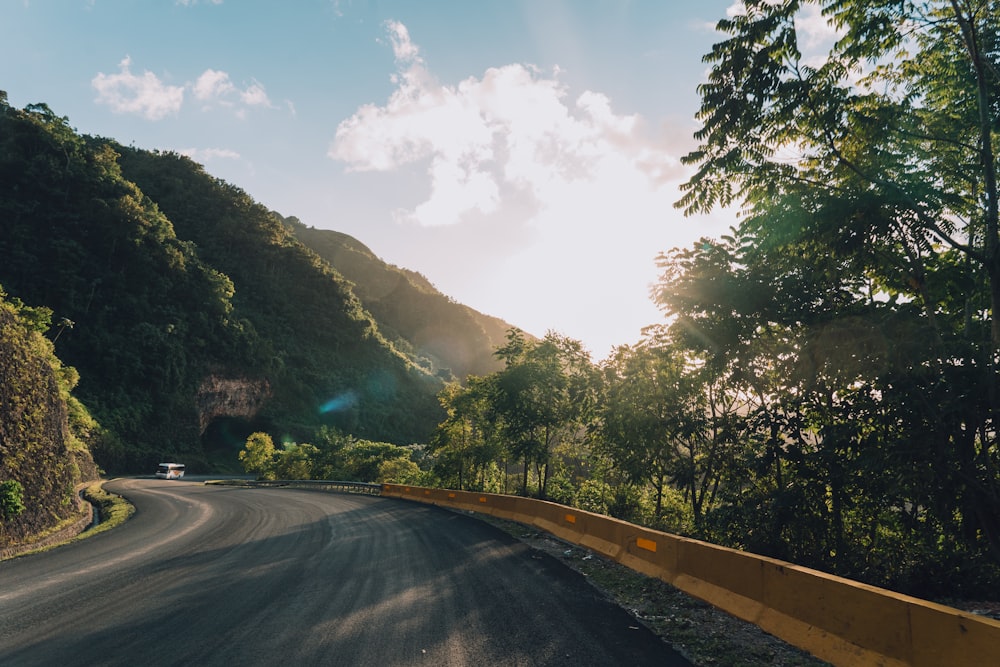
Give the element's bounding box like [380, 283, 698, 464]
[665, 1, 1000, 594]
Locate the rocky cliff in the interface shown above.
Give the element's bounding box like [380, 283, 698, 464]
[0, 296, 99, 547]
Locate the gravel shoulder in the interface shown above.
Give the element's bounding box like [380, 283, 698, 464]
[479, 515, 831, 667]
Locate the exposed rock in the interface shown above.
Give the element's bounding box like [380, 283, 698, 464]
[0, 303, 98, 547]
[195, 375, 272, 434]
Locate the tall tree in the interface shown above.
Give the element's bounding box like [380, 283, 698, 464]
[239, 432, 276, 479]
[430, 377, 505, 491]
[488, 329, 596, 497]
[677, 0, 1000, 565]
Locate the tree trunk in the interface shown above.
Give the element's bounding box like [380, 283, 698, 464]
[522, 453, 529, 496]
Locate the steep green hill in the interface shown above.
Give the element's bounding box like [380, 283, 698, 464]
[0, 96, 447, 472]
[0, 289, 99, 546]
[282, 217, 511, 380]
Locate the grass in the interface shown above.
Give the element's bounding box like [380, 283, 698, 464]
[2, 480, 135, 559]
[75, 480, 135, 540]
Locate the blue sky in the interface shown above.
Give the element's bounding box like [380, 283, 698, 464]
[2, 0, 746, 360]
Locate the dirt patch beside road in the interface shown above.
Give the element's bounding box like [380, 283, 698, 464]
[481, 515, 830, 667]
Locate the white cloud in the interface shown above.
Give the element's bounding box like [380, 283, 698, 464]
[385, 19, 421, 64]
[795, 3, 840, 52]
[92, 56, 184, 120]
[193, 69, 236, 102]
[330, 22, 684, 228]
[240, 80, 271, 107]
[93, 58, 274, 119]
[179, 147, 241, 162]
[328, 21, 713, 357]
[194, 70, 272, 110]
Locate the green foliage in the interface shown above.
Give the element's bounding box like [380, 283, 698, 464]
[273, 443, 318, 480]
[377, 457, 424, 484]
[0, 287, 100, 545]
[661, 1, 1000, 596]
[113, 147, 446, 451]
[0, 98, 449, 474]
[76, 482, 134, 540]
[237, 427, 424, 483]
[239, 432, 276, 480]
[0, 480, 25, 519]
[285, 220, 510, 380]
[429, 329, 597, 498]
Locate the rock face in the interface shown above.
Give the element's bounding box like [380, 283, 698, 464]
[0, 303, 98, 546]
[195, 375, 272, 434]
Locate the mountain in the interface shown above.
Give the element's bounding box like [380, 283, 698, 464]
[281, 218, 511, 380]
[1, 94, 508, 472]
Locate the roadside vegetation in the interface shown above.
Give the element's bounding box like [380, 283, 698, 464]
[76, 481, 134, 540]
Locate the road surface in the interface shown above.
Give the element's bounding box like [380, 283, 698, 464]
[0, 478, 692, 666]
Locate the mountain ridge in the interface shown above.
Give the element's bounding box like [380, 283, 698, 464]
[0, 94, 519, 476]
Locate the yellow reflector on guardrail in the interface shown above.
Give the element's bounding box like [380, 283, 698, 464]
[636, 537, 657, 553]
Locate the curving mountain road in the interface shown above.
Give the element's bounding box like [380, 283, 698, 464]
[0, 479, 691, 666]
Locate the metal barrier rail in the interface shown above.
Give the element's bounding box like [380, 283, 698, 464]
[206, 479, 382, 495]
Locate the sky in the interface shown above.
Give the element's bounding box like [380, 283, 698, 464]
[2, 0, 749, 361]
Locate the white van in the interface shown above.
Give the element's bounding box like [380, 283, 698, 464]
[155, 463, 185, 479]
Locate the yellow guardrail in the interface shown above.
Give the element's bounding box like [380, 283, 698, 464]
[381, 484, 1000, 667]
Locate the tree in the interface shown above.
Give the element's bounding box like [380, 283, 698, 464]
[378, 457, 423, 484]
[429, 377, 505, 491]
[239, 432, 276, 479]
[676, 0, 1000, 575]
[273, 442, 318, 480]
[598, 339, 685, 522]
[491, 329, 596, 497]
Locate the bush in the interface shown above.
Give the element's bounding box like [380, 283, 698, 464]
[0, 480, 25, 519]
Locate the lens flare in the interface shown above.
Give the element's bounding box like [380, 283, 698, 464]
[319, 390, 358, 414]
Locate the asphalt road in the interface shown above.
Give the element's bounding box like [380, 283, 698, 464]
[0, 479, 692, 666]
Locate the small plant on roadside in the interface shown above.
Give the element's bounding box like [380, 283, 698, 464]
[0, 480, 25, 519]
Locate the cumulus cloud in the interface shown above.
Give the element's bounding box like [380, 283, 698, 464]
[385, 20, 421, 63]
[193, 69, 272, 110]
[329, 20, 684, 228]
[91, 56, 184, 120]
[193, 69, 236, 102]
[93, 58, 274, 119]
[239, 81, 271, 107]
[326, 20, 713, 356]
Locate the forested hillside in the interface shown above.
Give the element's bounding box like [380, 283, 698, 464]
[283, 218, 510, 380]
[0, 94, 450, 472]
